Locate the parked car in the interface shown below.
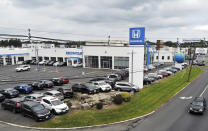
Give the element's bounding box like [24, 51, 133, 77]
[57, 87, 74, 98]
[16, 65, 30, 72]
[72, 63, 83, 68]
[144, 75, 155, 82]
[197, 61, 205, 66]
[143, 66, 149, 73]
[159, 70, 173, 76]
[89, 77, 116, 88]
[143, 77, 152, 85]
[47, 61, 56, 66]
[50, 78, 63, 86]
[41, 96, 69, 114]
[21, 101, 51, 121]
[147, 73, 161, 80]
[171, 66, 181, 71]
[59, 77, 69, 84]
[44, 90, 64, 101]
[28, 82, 44, 90]
[114, 82, 140, 92]
[0, 88, 19, 98]
[57, 62, 67, 66]
[165, 67, 177, 73]
[23, 60, 32, 64]
[14, 85, 33, 94]
[158, 72, 169, 77]
[39, 80, 54, 88]
[107, 74, 122, 81]
[53, 62, 61, 66]
[24, 93, 45, 102]
[148, 65, 156, 70]
[39, 60, 48, 65]
[90, 81, 112, 92]
[188, 97, 206, 114]
[72, 83, 100, 94]
[1, 97, 25, 113]
[0, 93, 5, 102]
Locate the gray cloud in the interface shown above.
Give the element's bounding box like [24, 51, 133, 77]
[0, 0, 208, 42]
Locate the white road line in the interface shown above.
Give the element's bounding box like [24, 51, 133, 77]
[200, 85, 208, 97]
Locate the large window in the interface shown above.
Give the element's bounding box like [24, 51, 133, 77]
[5, 56, 12, 65]
[167, 56, 170, 60]
[57, 57, 63, 62]
[44, 57, 49, 60]
[51, 57, 56, 61]
[114, 57, 129, 69]
[85, 56, 99, 68]
[101, 56, 112, 69]
[162, 56, 164, 60]
[18, 57, 24, 61]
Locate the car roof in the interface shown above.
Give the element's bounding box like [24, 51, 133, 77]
[28, 93, 43, 97]
[46, 90, 60, 94]
[10, 97, 25, 102]
[42, 96, 58, 101]
[116, 82, 131, 84]
[23, 101, 40, 107]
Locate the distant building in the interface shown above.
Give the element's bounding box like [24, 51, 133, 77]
[85, 40, 129, 46]
[22, 43, 55, 49]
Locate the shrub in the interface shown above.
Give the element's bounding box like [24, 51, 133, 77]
[120, 92, 131, 102]
[113, 94, 123, 105]
[64, 99, 72, 108]
[96, 102, 103, 110]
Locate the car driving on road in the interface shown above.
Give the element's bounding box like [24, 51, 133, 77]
[188, 97, 206, 114]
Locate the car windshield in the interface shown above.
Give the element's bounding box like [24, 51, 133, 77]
[192, 101, 203, 106]
[109, 75, 116, 78]
[51, 100, 63, 106]
[32, 104, 45, 112]
[99, 82, 106, 85]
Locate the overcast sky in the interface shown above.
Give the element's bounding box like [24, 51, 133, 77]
[0, 0, 208, 42]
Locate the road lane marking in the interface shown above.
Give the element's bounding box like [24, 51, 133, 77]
[200, 85, 208, 97]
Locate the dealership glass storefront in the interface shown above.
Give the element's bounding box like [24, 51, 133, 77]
[114, 57, 129, 69]
[85, 56, 99, 68]
[101, 56, 112, 69]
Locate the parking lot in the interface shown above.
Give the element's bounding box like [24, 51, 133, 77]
[0, 65, 116, 126]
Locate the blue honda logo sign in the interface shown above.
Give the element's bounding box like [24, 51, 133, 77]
[129, 27, 145, 45]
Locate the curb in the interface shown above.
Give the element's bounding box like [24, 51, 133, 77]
[0, 111, 155, 130]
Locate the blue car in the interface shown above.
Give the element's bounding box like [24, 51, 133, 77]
[14, 85, 33, 94]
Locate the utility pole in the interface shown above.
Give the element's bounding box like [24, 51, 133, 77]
[131, 50, 134, 84]
[108, 35, 110, 46]
[28, 28, 31, 48]
[187, 43, 195, 82]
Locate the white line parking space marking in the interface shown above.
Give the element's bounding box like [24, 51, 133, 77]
[200, 84, 208, 97]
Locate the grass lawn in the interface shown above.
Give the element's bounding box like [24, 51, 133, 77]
[35, 66, 203, 128]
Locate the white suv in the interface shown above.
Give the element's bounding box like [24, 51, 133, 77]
[44, 90, 64, 101]
[91, 81, 112, 92]
[16, 65, 30, 72]
[41, 96, 69, 114]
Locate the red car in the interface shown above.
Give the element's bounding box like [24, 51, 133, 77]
[59, 77, 69, 84]
[159, 73, 168, 77]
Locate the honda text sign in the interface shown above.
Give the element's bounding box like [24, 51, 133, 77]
[129, 27, 145, 45]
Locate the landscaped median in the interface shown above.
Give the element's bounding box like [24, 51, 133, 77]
[35, 66, 203, 128]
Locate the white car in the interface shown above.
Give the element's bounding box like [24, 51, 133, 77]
[16, 65, 30, 72]
[41, 96, 69, 114]
[72, 63, 83, 68]
[53, 62, 60, 66]
[39, 60, 48, 65]
[44, 90, 64, 101]
[91, 81, 112, 92]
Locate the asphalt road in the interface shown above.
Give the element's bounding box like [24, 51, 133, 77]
[131, 67, 208, 131]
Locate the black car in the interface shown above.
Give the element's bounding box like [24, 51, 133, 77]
[21, 101, 51, 121]
[57, 87, 73, 98]
[29, 82, 44, 90]
[39, 80, 54, 88]
[90, 77, 116, 88]
[0, 93, 5, 102]
[72, 83, 100, 94]
[51, 78, 64, 86]
[1, 97, 25, 113]
[189, 97, 206, 114]
[0, 88, 19, 98]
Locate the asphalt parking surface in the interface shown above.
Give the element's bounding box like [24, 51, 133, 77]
[0, 65, 116, 126]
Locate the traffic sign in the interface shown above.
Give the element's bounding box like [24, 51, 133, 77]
[129, 27, 145, 45]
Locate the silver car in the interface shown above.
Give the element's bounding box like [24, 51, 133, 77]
[114, 82, 140, 92]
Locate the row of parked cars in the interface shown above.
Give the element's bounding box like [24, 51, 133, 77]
[143, 62, 165, 73]
[143, 63, 188, 85]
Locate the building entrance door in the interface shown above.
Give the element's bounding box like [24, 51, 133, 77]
[102, 61, 110, 69]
